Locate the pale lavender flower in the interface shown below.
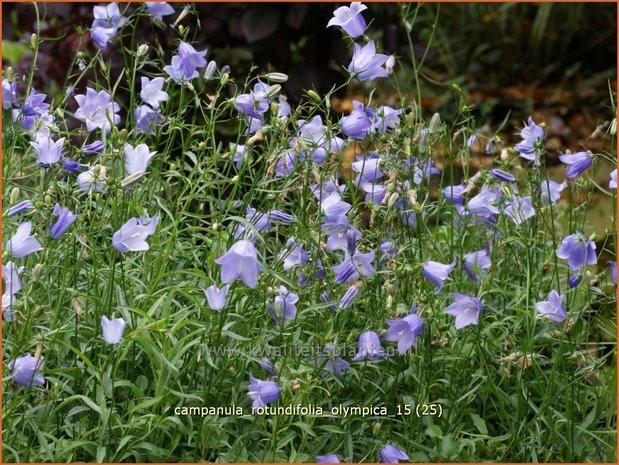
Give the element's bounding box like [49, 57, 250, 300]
[379, 444, 409, 463]
[559, 151, 592, 179]
[50, 204, 78, 240]
[134, 104, 166, 135]
[247, 375, 280, 408]
[540, 179, 567, 205]
[316, 453, 341, 463]
[140, 76, 169, 109]
[444, 293, 483, 329]
[321, 191, 352, 218]
[275, 150, 297, 177]
[327, 2, 367, 38]
[177, 42, 208, 75]
[3, 79, 17, 109]
[443, 183, 466, 205]
[112, 215, 159, 253]
[2, 261, 23, 296]
[124, 143, 157, 175]
[234, 207, 272, 240]
[74, 88, 121, 133]
[260, 357, 279, 376]
[361, 182, 386, 204]
[556, 233, 597, 270]
[333, 249, 375, 284]
[384, 313, 424, 355]
[316, 343, 350, 376]
[514, 116, 544, 165]
[93, 3, 127, 29]
[609, 261, 616, 284]
[535, 290, 566, 323]
[279, 238, 309, 270]
[91, 26, 117, 49]
[164, 55, 199, 83]
[77, 166, 107, 193]
[8, 354, 45, 388]
[371, 105, 401, 133]
[341, 100, 373, 140]
[30, 135, 65, 166]
[145, 2, 175, 21]
[503, 195, 535, 225]
[101, 315, 127, 344]
[463, 249, 491, 281]
[7, 200, 33, 217]
[466, 185, 500, 222]
[3, 292, 17, 321]
[202, 284, 229, 311]
[230, 143, 248, 169]
[351, 155, 384, 185]
[610, 169, 617, 189]
[422, 259, 456, 292]
[467, 133, 478, 148]
[348, 40, 389, 81]
[215, 240, 264, 288]
[6, 222, 42, 258]
[352, 331, 386, 361]
[267, 286, 299, 323]
[234, 91, 269, 119]
[22, 89, 49, 117]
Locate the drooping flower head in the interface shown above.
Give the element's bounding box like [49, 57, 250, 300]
[215, 240, 264, 288]
[124, 143, 157, 175]
[8, 354, 45, 388]
[3, 78, 17, 109]
[279, 238, 309, 271]
[352, 331, 386, 361]
[556, 233, 597, 270]
[463, 249, 491, 282]
[247, 375, 280, 408]
[379, 444, 409, 463]
[315, 343, 350, 376]
[7, 200, 34, 218]
[5, 222, 42, 258]
[422, 259, 456, 292]
[101, 315, 127, 344]
[444, 293, 483, 329]
[348, 40, 389, 81]
[535, 290, 566, 323]
[145, 2, 175, 21]
[540, 179, 567, 205]
[341, 100, 373, 140]
[202, 284, 229, 311]
[559, 151, 592, 179]
[384, 313, 424, 355]
[489, 168, 516, 183]
[503, 195, 535, 225]
[327, 2, 367, 38]
[74, 88, 121, 133]
[267, 286, 299, 323]
[112, 215, 159, 253]
[50, 204, 78, 240]
[316, 453, 341, 463]
[134, 105, 166, 135]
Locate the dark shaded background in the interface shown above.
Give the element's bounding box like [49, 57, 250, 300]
[2, 2, 617, 140]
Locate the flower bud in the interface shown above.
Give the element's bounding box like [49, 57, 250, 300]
[204, 61, 217, 79]
[121, 171, 145, 188]
[9, 187, 20, 204]
[290, 380, 301, 392]
[429, 113, 441, 133]
[221, 73, 230, 86]
[610, 118, 617, 136]
[137, 44, 149, 57]
[265, 72, 289, 83]
[44, 195, 52, 207]
[500, 148, 510, 161]
[72, 297, 84, 318]
[30, 33, 38, 49]
[264, 84, 281, 99]
[32, 263, 45, 282]
[6, 66, 14, 81]
[307, 89, 321, 103]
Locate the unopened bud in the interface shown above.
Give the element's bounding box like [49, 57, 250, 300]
[32, 263, 45, 281]
[372, 421, 381, 434]
[30, 33, 38, 49]
[121, 171, 145, 188]
[428, 113, 441, 133]
[387, 192, 399, 208]
[265, 72, 288, 83]
[231, 175, 239, 183]
[173, 6, 191, 27]
[6, 66, 14, 81]
[500, 148, 510, 161]
[221, 73, 229, 86]
[307, 89, 321, 103]
[270, 101, 279, 116]
[9, 187, 20, 204]
[204, 61, 217, 79]
[610, 118, 617, 136]
[72, 297, 84, 318]
[137, 44, 149, 57]
[44, 195, 52, 207]
[264, 84, 281, 99]
[386, 295, 393, 310]
[385, 55, 396, 75]
[178, 25, 185, 35]
[290, 380, 301, 392]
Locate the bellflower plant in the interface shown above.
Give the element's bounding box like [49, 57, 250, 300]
[384, 313, 424, 354]
[215, 240, 264, 288]
[74, 88, 121, 133]
[112, 215, 159, 253]
[247, 375, 280, 408]
[559, 151, 593, 179]
[49, 204, 78, 240]
[556, 233, 597, 270]
[535, 290, 566, 323]
[5, 222, 42, 258]
[101, 316, 127, 344]
[9, 354, 45, 388]
[379, 444, 409, 463]
[444, 293, 483, 329]
[352, 331, 386, 361]
[327, 2, 367, 38]
[202, 284, 229, 311]
[348, 41, 389, 81]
